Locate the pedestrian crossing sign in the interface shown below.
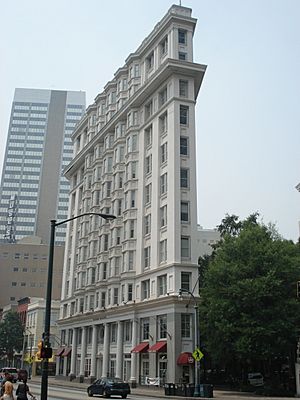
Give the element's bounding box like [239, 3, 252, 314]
[192, 348, 204, 361]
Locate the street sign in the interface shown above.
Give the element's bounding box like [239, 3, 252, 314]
[192, 348, 204, 361]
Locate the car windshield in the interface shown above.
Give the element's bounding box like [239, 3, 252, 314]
[250, 374, 262, 379]
[2, 369, 17, 373]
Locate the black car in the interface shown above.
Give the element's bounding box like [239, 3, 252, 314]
[87, 377, 131, 398]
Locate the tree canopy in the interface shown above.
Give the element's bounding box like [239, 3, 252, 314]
[0, 311, 24, 363]
[199, 214, 300, 373]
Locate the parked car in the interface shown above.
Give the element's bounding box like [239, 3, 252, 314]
[0, 367, 18, 383]
[248, 372, 264, 387]
[87, 377, 131, 398]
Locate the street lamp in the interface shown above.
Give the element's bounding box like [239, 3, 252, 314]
[40, 212, 116, 400]
[178, 288, 201, 397]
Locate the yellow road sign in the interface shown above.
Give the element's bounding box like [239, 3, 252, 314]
[192, 348, 204, 361]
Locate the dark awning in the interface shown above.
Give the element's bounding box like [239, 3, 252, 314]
[177, 352, 194, 365]
[131, 342, 149, 353]
[62, 347, 72, 357]
[148, 341, 167, 353]
[55, 347, 64, 356]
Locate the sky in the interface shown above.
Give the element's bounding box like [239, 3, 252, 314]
[0, 0, 299, 241]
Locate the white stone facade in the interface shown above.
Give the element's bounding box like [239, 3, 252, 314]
[57, 5, 206, 385]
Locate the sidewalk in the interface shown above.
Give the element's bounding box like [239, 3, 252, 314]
[29, 376, 295, 400]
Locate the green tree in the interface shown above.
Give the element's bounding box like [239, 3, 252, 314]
[200, 215, 300, 379]
[0, 311, 24, 364]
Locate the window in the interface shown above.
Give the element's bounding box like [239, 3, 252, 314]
[180, 105, 189, 125]
[160, 205, 167, 228]
[129, 220, 135, 238]
[145, 125, 152, 147]
[106, 181, 112, 197]
[130, 190, 136, 208]
[113, 288, 119, 305]
[159, 87, 167, 106]
[111, 323, 117, 343]
[158, 275, 167, 296]
[180, 168, 189, 188]
[180, 137, 188, 156]
[101, 292, 106, 308]
[124, 321, 132, 342]
[159, 240, 167, 263]
[160, 142, 168, 164]
[141, 318, 150, 340]
[145, 214, 151, 235]
[128, 250, 134, 270]
[128, 283, 133, 301]
[160, 36, 168, 56]
[142, 279, 150, 300]
[145, 183, 152, 205]
[181, 272, 191, 291]
[146, 52, 154, 71]
[145, 101, 153, 120]
[159, 112, 168, 134]
[158, 315, 167, 339]
[181, 201, 189, 222]
[160, 173, 167, 195]
[179, 80, 188, 97]
[181, 236, 190, 258]
[145, 154, 152, 174]
[12, 282, 17, 287]
[179, 52, 187, 61]
[181, 314, 191, 338]
[144, 246, 151, 269]
[102, 262, 107, 280]
[178, 29, 187, 44]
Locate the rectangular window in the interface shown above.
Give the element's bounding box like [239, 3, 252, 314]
[159, 240, 167, 263]
[145, 101, 153, 120]
[141, 279, 150, 300]
[181, 314, 191, 338]
[124, 321, 132, 342]
[130, 190, 136, 208]
[180, 168, 189, 188]
[160, 36, 168, 57]
[178, 29, 187, 44]
[145, 214, 151, 235]
[145, 154, 152, 174]
[158, 314, 167, 339]
[160, 173, 168, 195]
[181, 272, 191, 291]
[128, 283, 133, 301]
[181, 201, 189, 222]
[141, 318, 150, 340]
[145, 125, 152, 147]
[159, 87, 167, 106]
[179, 52, 187, 61]
[161, 142, 168, 164]
[129, 220, 135, 238]
[144, 246, 151, 269]
[159, 112, 168, 134]
[146, 52, 154, 71]
[160, 205, 167, 228]
[128, 250, 134, 270]
[101, 292, 106, 308]
[180, 137, 188, 156]
[181, 236, 190, 258]
[180, 105, 189, 125]
[111, 323, 117, 343]
[158, 274, 167, 296]
[179, 80, 188, 97]
[113, 288, 119, 305]
[145, 183, 152, 205]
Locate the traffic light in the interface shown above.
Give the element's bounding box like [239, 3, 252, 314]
[41, 346, 53, 359]
[36, 340, 43, 359]
[36, 340, 53, 359]
[297, 281, 300, 298]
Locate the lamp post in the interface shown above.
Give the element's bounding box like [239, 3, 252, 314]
[40, 212, 116, 400]
[179, 288, 201, 397]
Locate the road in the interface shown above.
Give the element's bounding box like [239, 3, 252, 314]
[24, 382, 163, 400]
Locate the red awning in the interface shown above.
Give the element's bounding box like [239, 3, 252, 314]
[177, 352, 194, 365]
[131, 342, 149, 353]
[62, 347, 72, 357]
[55, 347, 64, 356]
[148, 341, 167, 353]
